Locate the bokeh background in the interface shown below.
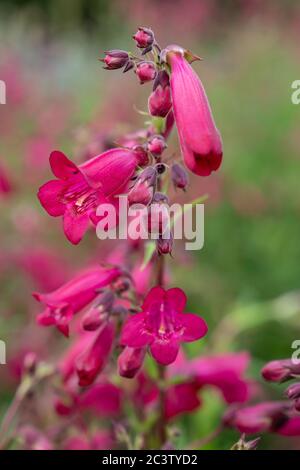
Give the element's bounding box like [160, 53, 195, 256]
[1, 0, 300, 450]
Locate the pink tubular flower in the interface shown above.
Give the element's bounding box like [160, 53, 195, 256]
[165, 46, 223, 176]
[78, 381, 122, 416]
[38, 149, 137, 244]
[120, 286, 207, 365]
[33, 266, 121, 337]
[75, 321, 115, 386]
[187, 352, 251, 404]
[224, 401, 300, 436]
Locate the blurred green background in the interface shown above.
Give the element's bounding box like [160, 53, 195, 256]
[0, 0, 300, 450]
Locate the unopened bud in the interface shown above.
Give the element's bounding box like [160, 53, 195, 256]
[171, 163, 189, 190]
[118, 347, 146, 378]
[157, 231, 173, 255]
[148, 135, 167, 157]
[133, 27, 154, 49]
[136, 61, 156, 84]
[128, 167, 157, 206]
[286, 382, 300, 400]
[148, 72, 172, 117]
[133, 144, 149, 167]
[262, 359, 300, 383]
[100, 50, 129, 70]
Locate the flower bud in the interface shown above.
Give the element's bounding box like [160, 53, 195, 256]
[148, 135, 167, 157]
[128, 167, 157, 206]
[171, 163, 189, 191]
[148, 71, 172, 117]
[286, 382, 300, 400]
[100, 50, 129, 70]
[133, 144, 149, 167]
[133, 27, 154, 49]
[145, 196, 170, 237]
[136, 62, 156, 84]
[82, 307, 107, 331]
[118, 347, 146, 378]
[157, 231, 173, 255]
[262, 360, 300, 383]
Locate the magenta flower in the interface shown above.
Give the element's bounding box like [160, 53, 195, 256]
[120, 286, 208, 365]
[38, 149, 137, 244]
[33, 266, 121, 337]
[224, 401, 300, 436]
[186, 352, 251, 404]
[165, 382, 201, 420]
[165, 46, 223, 176]
[75, 321, 115, 386]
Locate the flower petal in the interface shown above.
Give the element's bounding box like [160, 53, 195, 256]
[38, 180, 65, 216]
[150, 338, 179, 365]
[179, 313, 208, 342]
[120, 313, 153, 348]
[141, 286, 165, 311]
[63, 208, 90, 245]
[166, 287, 187, 312]
[50, 150, 80, 180]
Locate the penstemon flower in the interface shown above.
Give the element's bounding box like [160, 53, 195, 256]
[38, 149, 138, 244]
[120, 286, 207, 365]
[162, 45, 223, 176]
[33, 265, 121, 336]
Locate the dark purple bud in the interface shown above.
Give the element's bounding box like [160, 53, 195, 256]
[123, 59, 134, 73]
[171, 163, 189, 190]
[136, 61, 156, 84]
[100, 50, 129, 70]
[111, 305, 129, 316]
[133, 27, 154, 49]
[152, 192, 169, 204]
[133, 144, 149, 167]
[157, 231, 173, 255]
[148, 135, 167, 157]
[155, 163, 167, 175]
[118, 347, 146, 378]
[153, 70, 170, 91]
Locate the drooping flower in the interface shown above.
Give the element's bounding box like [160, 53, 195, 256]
[163, 46, 223, 176]
[38, 149, 137, 244]
[183, 352, 252, 404]
[33, 266, 121, 336]
[120, 286, 207, 365]
[165, 382, 201, 420]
